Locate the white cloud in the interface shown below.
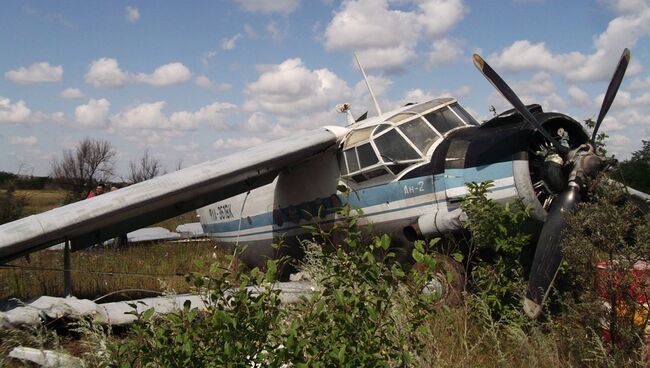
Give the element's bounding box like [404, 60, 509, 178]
[428, 38, 464, 66]
[74, 98, 110, 128]
[213, 137, 266, 151]
[629, 75, 650, 90]
[604, 0, 649, 15]
[417, 0, 468, 37]
[487, 40, 585, 74]
[5, 62, 63, 84]
[243, 24, 257, 38]
[266, 21, 286, 41]
[59, 88, 84, 99]
[234, 0, 300, 14]
[487, 5, 650, 82]
[201, 50, 217, 67]
[606, 133, 631, 147]
[355, 46, 417, 71]
[170, 102, 237, 130]
[324, 0, 467, 70]
[134, 62, 192, 86]
[85, 58, 129, 88]
[0, 97, 35, 124]
[244, 58, 352, 116]
[9, 136, 38, 146]
[110, 101, 236, 131]
[486, 72, 567, 113]
[567, 85, 591, 107]
[195, 75, 232, 92]
[125, 6, 140, 22]
[221, 34, 242, 50]
[111, 101, 169, 129]
[324, 0, 419, 53]
[173, 142, 199, 152]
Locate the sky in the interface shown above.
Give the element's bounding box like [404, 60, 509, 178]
[1, 0, 649, 177]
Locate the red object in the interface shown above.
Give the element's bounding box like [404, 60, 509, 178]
[595, 260, 649, 361]
[595, 261, 650, 304]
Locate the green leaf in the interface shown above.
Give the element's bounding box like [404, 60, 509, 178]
[452, 252, 464, 262]
[414, 240, 424, 253]
[412, 249, 424, 263]
[142, 307, 155, 321]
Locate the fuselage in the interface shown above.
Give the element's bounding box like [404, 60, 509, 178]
[197, 98, 588, 270]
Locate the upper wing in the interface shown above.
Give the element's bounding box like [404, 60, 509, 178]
[0, 127, 345, 264]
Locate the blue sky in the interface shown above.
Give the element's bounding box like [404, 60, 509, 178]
[1, 0, 649, 176]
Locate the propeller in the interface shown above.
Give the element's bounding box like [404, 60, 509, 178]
[591, 49, 631, 146]
[472, 50, 633, 318]
[472, 54, 569, 155]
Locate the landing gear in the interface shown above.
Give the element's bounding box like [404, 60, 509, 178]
[415, 254, 465, 306]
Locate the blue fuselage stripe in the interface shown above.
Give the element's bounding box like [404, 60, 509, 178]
[202, 161, 515, 237]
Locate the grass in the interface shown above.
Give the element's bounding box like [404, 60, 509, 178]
[0, 241, 228, 302]
[14, 189, 66, 216]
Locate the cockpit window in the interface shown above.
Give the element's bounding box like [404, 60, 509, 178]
[374, 128, 420, 162]
[344, 148, 360, 173]
[357, 142, 379, 167]
[374, 124, 391, 135]
[423, 107, 464, 134]
[345, 126, 374, 146]
[450, 103, 480, 126]
[398, 118, 439, 154]
[387, 113, 415, 123]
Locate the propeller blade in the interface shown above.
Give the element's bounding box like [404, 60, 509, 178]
[591, 48, 631, 145]
[524, 184, 581, 318]
[472, 54, 568, 154]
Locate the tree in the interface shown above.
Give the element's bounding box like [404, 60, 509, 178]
[619, 140, 650, 193]
[127, 149, 164, 184]
[584, 118, 609, 155]
[51, 138, 116, 201]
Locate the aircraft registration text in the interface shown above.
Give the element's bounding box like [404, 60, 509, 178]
[209, 204, 234, 221]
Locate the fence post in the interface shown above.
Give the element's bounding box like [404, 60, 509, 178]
[63, 240, 72, 297]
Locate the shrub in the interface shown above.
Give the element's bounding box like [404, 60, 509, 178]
[114, 260, 284, 367]
[111, 200, 442, 367]
[460, 181, 531, 319]
[561, 179, 650, 365]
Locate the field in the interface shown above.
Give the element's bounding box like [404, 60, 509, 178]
[1, 187, 648, 367]
[0, 241, 227, 302]
[15, 189, 67, 216]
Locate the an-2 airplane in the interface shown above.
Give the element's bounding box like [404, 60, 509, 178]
[1, 49, 647, 319]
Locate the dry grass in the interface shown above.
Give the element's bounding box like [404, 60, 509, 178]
[0, 241, 227, 302]
[154, 210, 199, 231]
[14, 189, 66, 216]
[421, 302, 568, 367]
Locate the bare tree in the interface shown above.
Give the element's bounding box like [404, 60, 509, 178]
[127, 149, 165, 183]
[51, 138, 116, 200]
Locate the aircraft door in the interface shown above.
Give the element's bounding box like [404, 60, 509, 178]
[443, 139, 470, 203]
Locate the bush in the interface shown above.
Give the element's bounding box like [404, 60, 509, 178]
[561, 179, 650, 365]
[460, 181, 531, 319]
[110, 201, 442, 367]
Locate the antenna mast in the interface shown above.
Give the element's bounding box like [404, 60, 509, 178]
[354, 52, 382, 116]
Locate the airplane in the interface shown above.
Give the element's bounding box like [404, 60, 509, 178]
[1, 49, 647, 319]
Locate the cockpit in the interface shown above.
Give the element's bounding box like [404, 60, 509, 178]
[339, 98, 478, 184]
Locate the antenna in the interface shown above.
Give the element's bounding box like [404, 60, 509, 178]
[354, 52, 382, 116]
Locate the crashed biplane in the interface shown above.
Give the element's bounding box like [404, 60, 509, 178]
[1, 49, 647, 318]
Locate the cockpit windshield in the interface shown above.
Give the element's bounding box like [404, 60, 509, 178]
[339, 99, 478, 183]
